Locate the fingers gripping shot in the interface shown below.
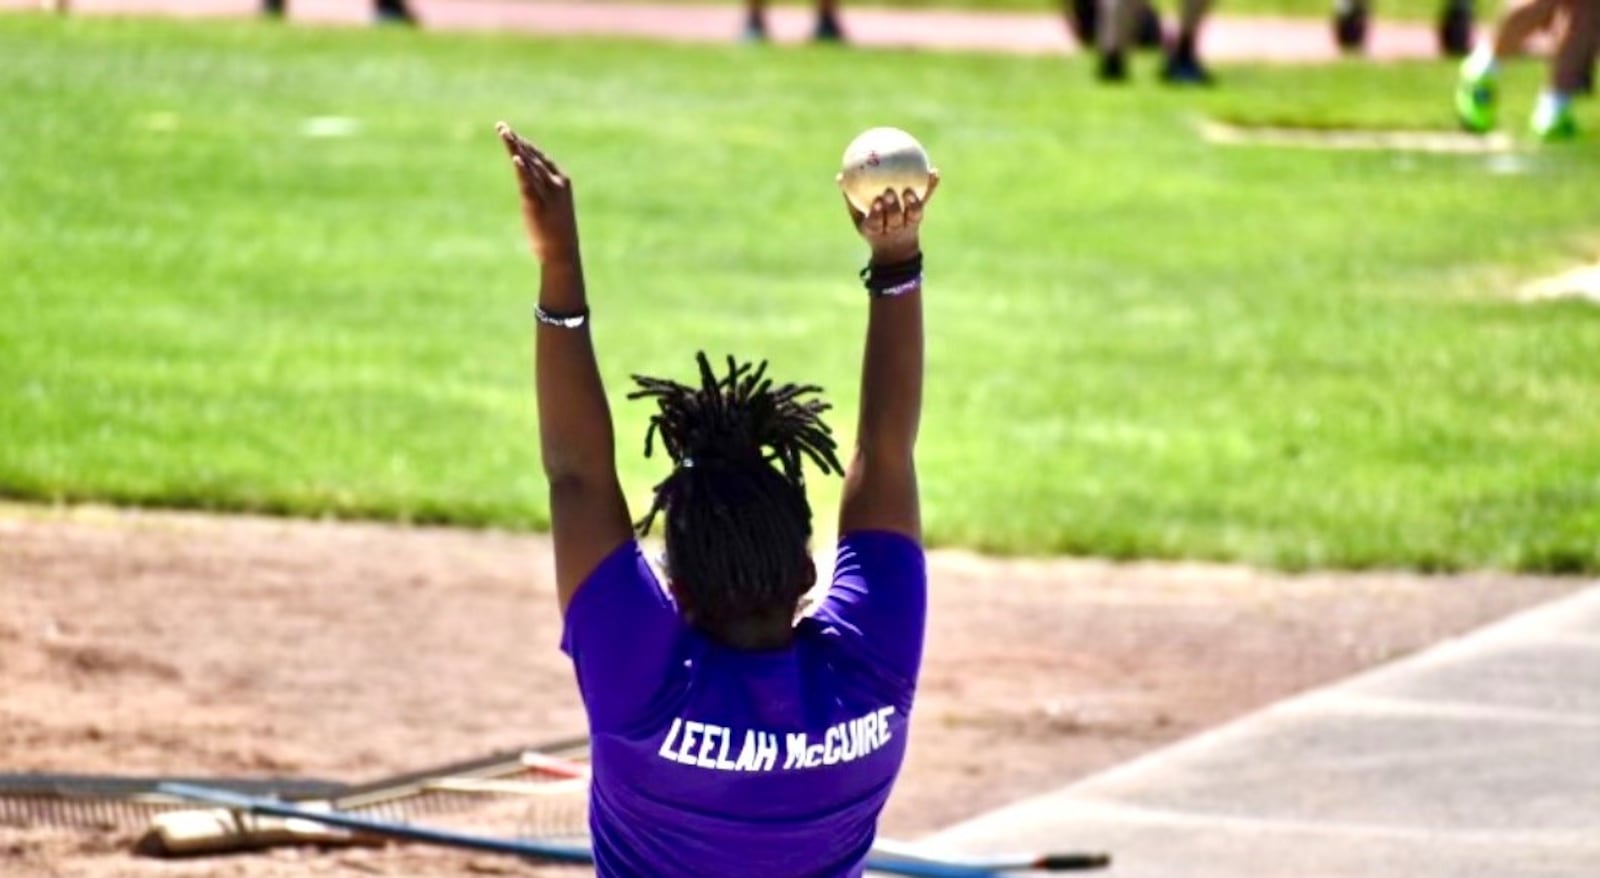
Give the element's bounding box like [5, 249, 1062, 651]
[497, 121, 939, 877]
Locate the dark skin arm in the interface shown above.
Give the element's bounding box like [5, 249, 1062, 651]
[497, 122, 633, 612]
[837, 172, 941, 542]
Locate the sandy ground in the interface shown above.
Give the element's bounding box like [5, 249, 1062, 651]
[0, 503, 1580, 876]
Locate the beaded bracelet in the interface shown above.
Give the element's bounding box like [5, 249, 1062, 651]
[860, 252, 924, 298]
[534, 304, 590, 329]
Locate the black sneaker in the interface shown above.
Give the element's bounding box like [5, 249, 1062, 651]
[1161, 52, 1213, 85]
[814, 12, 846, 43]
[1098, 50, 1128, 82]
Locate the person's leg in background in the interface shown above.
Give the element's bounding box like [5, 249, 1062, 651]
[1069, 0, 1164, 50]
[1564, 0, 1599, 94]
[373, 0, 416, 25]
[814, 0, 845, 41]
[1096, 0, 1143, 80]
[1333, 0, 1370, 53]
[742, 0, 846, 42]
[1439, 0, 1477, 56]
[1162, 0, 1213, 83]
[1533, 0, 1597, 137]
[261, 0, 414, 24]
[744, 0, 767, 40]
[1455, 0, 1564, 131]
[819, 0, 844, 40]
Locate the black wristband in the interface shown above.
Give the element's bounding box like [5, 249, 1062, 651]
[860, 252, 924, 297]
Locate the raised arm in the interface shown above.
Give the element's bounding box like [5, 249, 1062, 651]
[498, 123, 633, 611]
[837, 173, 940, 542]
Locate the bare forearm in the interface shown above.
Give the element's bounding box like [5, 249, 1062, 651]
[535, 256, 616, 482]
[840, 279, 924, 538]
[855, 289, 924, 463]
[498, 121, 631, 606]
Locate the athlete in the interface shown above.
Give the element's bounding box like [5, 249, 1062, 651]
[1095, 0, 1214, 83]
[495, 121, 937, 877]
[1455, 0, 1598, 139]
[744, 0, 846, 42]
[260, 0, 414, 24]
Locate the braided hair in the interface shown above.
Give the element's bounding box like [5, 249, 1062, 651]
[629, 353, 843, 635]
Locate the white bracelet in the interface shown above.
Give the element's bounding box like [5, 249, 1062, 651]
[875, 276, 923, 298]
[535, 304, 589, 328]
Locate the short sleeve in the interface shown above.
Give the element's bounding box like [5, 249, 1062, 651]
[561, 541, 688, 733]
[808, 530, 928, 696]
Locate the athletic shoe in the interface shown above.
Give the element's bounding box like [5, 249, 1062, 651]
[1531, 105, 1579, 141]
[1454, 66, 1495, 133]
[1098, 50, 1128, 83]
[814, 13, 846, 43]
[1161, 53, 1213, 85]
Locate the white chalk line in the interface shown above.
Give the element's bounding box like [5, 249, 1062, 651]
[1199, 119, 1518, 154]
[1519, 263, 1600, 304]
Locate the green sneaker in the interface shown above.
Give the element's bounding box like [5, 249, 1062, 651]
[1531, 104, 1579, 141]
[1454, 66, 1496, 133]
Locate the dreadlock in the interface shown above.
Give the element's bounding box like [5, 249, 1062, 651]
[629, 352, 844, 634]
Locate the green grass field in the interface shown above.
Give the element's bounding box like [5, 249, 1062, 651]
[3, 14, 1599, 572]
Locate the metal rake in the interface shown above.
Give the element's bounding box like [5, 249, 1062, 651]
[0, 734, 591, 854]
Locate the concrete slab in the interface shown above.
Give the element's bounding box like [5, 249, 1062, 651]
[1063, 711, 1600, 829]
[931, 584, 1600, 878]
[1348, 641, 1600, 717]
[930, 802, 1599, 878]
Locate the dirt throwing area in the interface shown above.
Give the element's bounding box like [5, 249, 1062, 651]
[0, 504, 1579, 876]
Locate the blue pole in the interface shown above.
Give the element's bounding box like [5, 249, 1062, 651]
[158, 782, 1003, 877]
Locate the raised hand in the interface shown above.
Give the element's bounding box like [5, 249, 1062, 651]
[497, 121, 580, 264]
[841, 170, 940, 265]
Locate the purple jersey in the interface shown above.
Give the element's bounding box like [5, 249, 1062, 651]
[560, 530, 928, 878]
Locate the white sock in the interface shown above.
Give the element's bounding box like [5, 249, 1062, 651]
[1532, 90, 1573, 126]
[1462, 42, 1498, 79]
